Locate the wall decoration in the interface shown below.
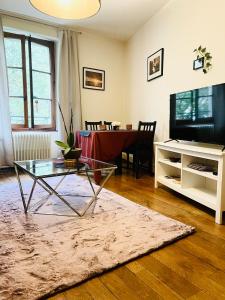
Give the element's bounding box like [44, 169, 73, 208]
[193, 46, 212, 74]
[83, 67, 105, 91]
[193, 57, 204, 70]
[147, 48, 164, 81]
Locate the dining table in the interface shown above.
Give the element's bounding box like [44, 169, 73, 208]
[75, 129, 151, 183]
[76, 129, 138, 161]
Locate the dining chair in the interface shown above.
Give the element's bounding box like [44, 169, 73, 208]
[138, 121, 157, 132]
[125, 121, 157, 178]
[85, 121, 102, 130]
[104, 121, 113, 130]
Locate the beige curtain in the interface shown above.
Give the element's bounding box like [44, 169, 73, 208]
[0, 16, 14, 166]
[57, 30, 82, 142]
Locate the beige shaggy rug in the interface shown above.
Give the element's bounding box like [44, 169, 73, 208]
[0, 175, 194, 300]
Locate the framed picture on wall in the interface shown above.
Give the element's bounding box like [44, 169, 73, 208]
[83, 67, 105, 91]
[147, 48, 164, 81]
[193, 57, 204, 70]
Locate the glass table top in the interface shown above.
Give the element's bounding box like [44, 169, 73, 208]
[14, 157, 117, 178]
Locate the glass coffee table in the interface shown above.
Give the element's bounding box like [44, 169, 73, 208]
[14, 157, 117, 217]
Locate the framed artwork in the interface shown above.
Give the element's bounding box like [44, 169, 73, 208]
[83, 67, 105, 91]
[147, 48, 164, 81]
[193, 57, 204, 70]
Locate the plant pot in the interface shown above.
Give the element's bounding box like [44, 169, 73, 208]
[62, 148, 82, 160]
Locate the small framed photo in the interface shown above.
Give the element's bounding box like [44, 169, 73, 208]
[83, 67, 105, 91]
[193, 57, 204, 70]
[147, 48, 164, 81]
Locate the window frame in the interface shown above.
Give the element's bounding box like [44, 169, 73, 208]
[4, 32, 56, 131]
[4, 32, 28, 129]
[175, 90, 214, 125]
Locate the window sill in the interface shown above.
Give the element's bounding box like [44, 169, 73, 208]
[12, 127, 57, 132]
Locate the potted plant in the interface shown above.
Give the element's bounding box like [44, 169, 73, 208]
[55, 104, 82, 160]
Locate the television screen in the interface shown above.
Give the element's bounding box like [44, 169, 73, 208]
[170, 83, 225, 145]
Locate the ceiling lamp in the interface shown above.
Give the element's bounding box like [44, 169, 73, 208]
[29, 0, 101, 20]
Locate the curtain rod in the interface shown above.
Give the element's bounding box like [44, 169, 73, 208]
[0, 10, 82, 34]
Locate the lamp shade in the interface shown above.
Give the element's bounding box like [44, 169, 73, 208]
[29, 0, 101, 20]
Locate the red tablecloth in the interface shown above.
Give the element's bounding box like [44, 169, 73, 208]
[76, 130, 139, 161]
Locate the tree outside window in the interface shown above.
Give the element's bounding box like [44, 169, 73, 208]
[176, 87, 213, 123]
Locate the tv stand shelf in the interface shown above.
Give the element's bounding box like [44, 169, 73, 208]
[155, 141, 225, 224]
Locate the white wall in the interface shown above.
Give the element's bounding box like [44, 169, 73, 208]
[79, 32, 125, 126]
[125, 0, 225, 141]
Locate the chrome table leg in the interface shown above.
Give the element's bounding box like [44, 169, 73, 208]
[14, 164, 27, 213]
[14, 164, 37, 213]
[38, 177, 82, 217]
[80, 168, 114, 216]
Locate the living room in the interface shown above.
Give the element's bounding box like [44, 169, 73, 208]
[1, 0, 225, 299]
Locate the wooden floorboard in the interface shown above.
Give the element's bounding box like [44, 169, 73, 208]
[1, 169, 225, 299]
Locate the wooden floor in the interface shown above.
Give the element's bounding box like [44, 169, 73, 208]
[2, 169, 225, 300]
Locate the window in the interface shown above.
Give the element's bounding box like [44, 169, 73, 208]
[4, 32, 56, 130]
[175, 87, 213, 124]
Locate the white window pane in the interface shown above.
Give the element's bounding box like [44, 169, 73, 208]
[33, 71, 51, 99]
[34, 99, 51, 125]
[176, 98, 192, 120]
[8, 68, 24, 97]
[199, 87, 213, 96]
[9, 97, 25, 124]
[198, 97, 213, 118]
[31, 42, 50, 73]
[4, 38, 22, 67]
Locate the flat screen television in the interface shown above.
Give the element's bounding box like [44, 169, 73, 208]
[170, 83, 225, 146]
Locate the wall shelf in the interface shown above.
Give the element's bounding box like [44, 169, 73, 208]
[155, 141, 225, 224]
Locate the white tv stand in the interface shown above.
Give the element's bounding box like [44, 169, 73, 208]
[155, 141, 225, 224]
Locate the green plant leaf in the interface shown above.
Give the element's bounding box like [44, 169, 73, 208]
[58, 103, 68, 136]
[203, 68, 207, 74]
[193, 49, 197, 52]
[202, 48, 206, 53]
[198, 46, 202, 51]
[64, 147, 72, 155]
[206, 62, 211, 67]
[67, 132, 74, 147]
[55, 140, 68, 149]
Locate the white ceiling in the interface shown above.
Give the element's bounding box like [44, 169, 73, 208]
[0, 0, 169, 40]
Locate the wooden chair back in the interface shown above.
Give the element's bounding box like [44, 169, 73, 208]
[137, 121, 156, 147]
[85, 121, 102, 130]
[138, 121, 157, 134]
[104, 121, 113, 130]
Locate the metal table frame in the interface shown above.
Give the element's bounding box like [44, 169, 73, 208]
[14, 160, 116, 217]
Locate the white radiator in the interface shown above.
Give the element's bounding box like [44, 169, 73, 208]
[13, 132, 51, 161]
